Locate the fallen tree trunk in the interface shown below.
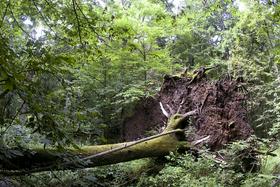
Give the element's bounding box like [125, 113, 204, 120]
[0, 111, 196, 175]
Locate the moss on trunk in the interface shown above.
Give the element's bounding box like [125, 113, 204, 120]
[0, 112, 195, 174]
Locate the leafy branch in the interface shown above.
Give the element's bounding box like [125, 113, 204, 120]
[8, 3, 33, 39]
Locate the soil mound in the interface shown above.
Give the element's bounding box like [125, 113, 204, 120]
[122, 70, 253, 150]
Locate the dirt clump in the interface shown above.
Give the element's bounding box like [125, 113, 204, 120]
[122, 70, 253, 150]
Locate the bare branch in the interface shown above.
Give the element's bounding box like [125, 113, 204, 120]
[166, 104, 175, 115]
[160, 102, 169, 117]
[192, 135, 210, 146]
[181, 110, 197, 119]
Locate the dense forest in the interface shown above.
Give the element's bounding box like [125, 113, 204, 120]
[0, 0, 280, 186]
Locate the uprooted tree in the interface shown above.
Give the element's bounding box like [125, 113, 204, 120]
[0, 68, 253, 175]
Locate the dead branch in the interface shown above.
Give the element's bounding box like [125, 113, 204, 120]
[159, 102, 169, 118]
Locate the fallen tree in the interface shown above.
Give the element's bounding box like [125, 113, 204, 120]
[0, 68, 253, 175]
[0, 111, 197, 175]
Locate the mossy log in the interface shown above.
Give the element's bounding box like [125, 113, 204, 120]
[0, 111, 196, 175]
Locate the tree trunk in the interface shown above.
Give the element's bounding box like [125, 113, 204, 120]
[0, 112, 195, 175]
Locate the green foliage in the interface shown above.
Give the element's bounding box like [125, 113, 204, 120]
[137, 148, 275, 187]
[261, 147, 280, 175]
[138, 153, 222, 187]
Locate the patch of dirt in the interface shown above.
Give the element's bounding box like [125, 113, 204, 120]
[122, 70, 253, 150]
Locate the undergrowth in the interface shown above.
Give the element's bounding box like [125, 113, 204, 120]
[11, 142, 280, 187]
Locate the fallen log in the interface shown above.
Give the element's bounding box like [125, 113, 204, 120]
[0, 111, 197, 175]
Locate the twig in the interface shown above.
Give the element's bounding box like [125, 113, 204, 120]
[191, 135, 210, 146]
[200, 92, 209, 113]
[177, 98, 186, 114]
[2, 100, 25, 135]
[181, 109, 197, 119]
[72, 0, 83, 47]
[253, 150, 277, 157]
[166, 104, 175, 115]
